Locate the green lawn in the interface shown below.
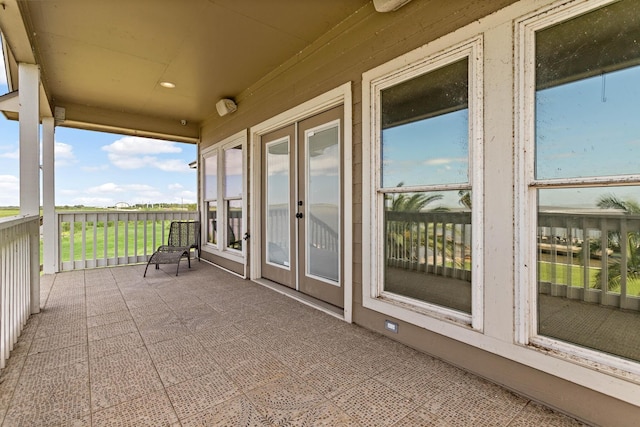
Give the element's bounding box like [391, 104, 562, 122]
[538, 261, 640, 296]
[0, 208, 21, 218]
[60, 220, 174, 262]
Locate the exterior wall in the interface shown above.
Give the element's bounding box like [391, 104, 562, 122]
[199, 0, 640, 424]
[201, 251, 244, 277]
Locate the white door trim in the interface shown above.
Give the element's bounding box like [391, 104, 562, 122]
[249, 82, 353, 323]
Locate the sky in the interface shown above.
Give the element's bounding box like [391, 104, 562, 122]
[0, 53, 197, 208]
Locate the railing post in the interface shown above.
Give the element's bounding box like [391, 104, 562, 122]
[42, 117, 57, 274]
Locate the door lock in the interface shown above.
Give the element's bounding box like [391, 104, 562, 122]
[295, 212, 304, 219]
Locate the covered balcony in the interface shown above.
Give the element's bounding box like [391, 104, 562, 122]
[2, 0, 640, 425]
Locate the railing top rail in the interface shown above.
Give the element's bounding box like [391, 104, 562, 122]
[539, 210, 640, 221]
[55, 210, 198, 215]
[0, 214, 40, 231]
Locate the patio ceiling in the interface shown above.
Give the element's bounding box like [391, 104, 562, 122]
[0, 0, 370, 142]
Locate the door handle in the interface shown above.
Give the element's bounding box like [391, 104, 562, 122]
[295, 212, 304, 219]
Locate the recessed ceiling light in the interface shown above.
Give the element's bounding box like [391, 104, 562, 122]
[160, 81, 175, 88]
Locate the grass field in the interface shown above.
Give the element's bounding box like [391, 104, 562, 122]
[538, 261, 640, 296]
[0, 208, 21, 218]
[60, 220, 174, 261]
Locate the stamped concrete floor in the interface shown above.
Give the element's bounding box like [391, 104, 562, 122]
[0, 262, 586, 426]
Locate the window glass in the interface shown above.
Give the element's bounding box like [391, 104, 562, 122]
[225, 145, 243, 198]
[535, 0, 640, 180]
[266, 139, 290, 267]
[307, 124, 340, 282]
[381, 58, 469, 188]
[207, 202, 217, 245]
[226, 199, 242, 250]
[384, 190, 472, 313]
[535, 0, 640, 363]
[379, 56, 472, 314]
[204, 154, 217, 200]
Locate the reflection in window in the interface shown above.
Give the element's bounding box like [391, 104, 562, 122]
[379, 58, 472, 314]
[307, 124, 340, 282]
[381, 58, 469, 187]
[202, 135, 245, 255]
[535, 0, 640, 362]
[204, 154, 218, 246]
[207, 202, 217, 245]
[225, 146, 243, 251]
[384, 191, 472, 313]
[266, 139, 290, 267]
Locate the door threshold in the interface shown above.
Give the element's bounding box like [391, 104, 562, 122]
[253, 278, 346, 321]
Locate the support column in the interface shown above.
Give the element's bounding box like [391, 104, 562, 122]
[42, 117, 57, 274]
[18, 63, 41, 314]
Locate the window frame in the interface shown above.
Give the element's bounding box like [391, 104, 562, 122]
[363, 36, 484, 331]
[200, 129, 248, 263]
[515, 0, 640, 377]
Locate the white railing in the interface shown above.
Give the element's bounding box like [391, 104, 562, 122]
[538, 211, 640, 311]
[57, 210, 198, 271]
[0, 215, 39, 368]
[385, 210, 472, 281]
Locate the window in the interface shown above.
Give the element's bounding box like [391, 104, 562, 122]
[203, 153, 218, 245]
[364, 38, 483, 329]
[201, 130, 247, 260]
[520, 0, 640, 364]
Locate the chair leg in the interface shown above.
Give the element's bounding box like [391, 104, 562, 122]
[176, 259, 180, 276]
[144, 260, 152, 277]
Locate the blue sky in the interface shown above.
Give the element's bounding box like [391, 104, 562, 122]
[0, 55, 197, 208]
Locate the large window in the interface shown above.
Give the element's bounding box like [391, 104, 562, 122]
[521, 0, 640, 364]
[201, 130, 247, 260]
[364, 38, 483, 328]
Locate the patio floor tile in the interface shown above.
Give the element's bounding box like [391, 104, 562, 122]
[0, 262, 588, 426]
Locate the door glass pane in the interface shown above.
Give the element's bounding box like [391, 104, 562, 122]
[381, 58, 469, 188]
[266, 139, 290, 267]
[383, 190, 472, 314]
[204, 154, 217, 200]
[306, 125, 340, 282]
[226, 199, 242, 251]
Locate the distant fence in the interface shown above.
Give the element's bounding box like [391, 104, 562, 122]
[57, 211, 198, 271]
[0, 215, 38, 368]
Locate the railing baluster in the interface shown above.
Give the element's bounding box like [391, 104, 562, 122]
[81, 215, 87, 268]
[0, 215, 38, 368]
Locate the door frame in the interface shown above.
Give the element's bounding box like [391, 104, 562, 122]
[249, 82, 353, 323]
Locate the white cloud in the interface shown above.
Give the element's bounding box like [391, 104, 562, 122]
[155, 159, 191, 173]
[424, 157, 467, 166]
[101, 136, 191, 172]
[0, 149, 18, 159]
[55, 142, 77, 166]
[0, 175, 19, 206]
[87, 182, 155, 194]
[103, 136, 182, 156]
[168, 183, 184, 190]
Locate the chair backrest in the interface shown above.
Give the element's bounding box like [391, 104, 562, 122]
[167, 221, 200, 249]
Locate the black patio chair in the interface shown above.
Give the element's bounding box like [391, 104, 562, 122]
[144, 221, 200, 277]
